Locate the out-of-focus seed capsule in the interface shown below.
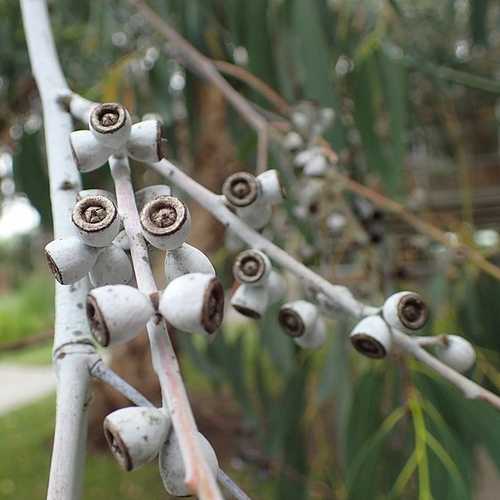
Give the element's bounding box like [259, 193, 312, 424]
[435, 335, 476, 373]
[233, 249, 272, 286]
[268, 270, 287, 304]
[222, 172, 260, 208]
[257, 169, 285, 205]
[350, 315, 392, 359]
[230, 284, 269, 319]
[383, 291, 428, 333]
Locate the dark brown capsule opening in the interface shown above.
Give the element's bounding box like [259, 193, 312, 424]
[232, 303, 262, 319]
[45, 250, 63, 284]
[86, 295, 110, 347]
[90, 103, 127, 134]
[103, 420, 133, 471]
[140, 196, 187, 236]
[233, 250, 267, 284]
[350, 333, 387, 359]
[72, 195, 117, 233]
[278, 307, 305, 338]
[398, 293, 428, 330]
[222, 172, 259, 207]
[201, 278, 225, 334]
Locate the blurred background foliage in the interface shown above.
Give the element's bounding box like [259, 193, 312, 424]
[2, 0, 500, 498]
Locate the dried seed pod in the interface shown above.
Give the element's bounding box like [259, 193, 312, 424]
[164, 243, 215, 283]
[104, 407, 170, 471]
[69, 130, 113, 173]
[383, 291, 428, 333]
[278, 300, 326, 349]
[237, 201, 272, 230]
[77, 189, 117, 206]
[89, 102, 132, 149]
[86, 285, 155, 347]
[140, 196, 191, 250]
[72, 195, 120, 247]
[435, 335, 476, 373]
[159, 273, 224, 335]
[233, 249, 272, 286]
[134, 184, 172, 213]
[350, 315, 392, 359]
[45, 237, 100, 285]
[256, 169, 285, 205]
[89, 244, 133, 287]
[222, 172, 260, 208]
[127, 120, 167, 162]
[268, 270, 286, 304]
[230, 284, 269, 319]
[159, 431, 218, 497]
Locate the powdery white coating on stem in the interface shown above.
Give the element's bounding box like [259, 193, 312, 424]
[103, 406, 170, 471]
[164, 243, 215, 283]
[159, 431, 219, 497]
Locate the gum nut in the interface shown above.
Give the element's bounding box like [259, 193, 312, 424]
[89, 102, 132, 149]
[135, 184, 172, 212]
[295, 317, 327, 349]
[350, 315, 392, 359]
[435, 335, 476, 373]
[231, 283, 269, 319]
[69, 129, 113, 173]
[383, 291, 428, 332]
[89, 244, 133, 287]
[127, 120, 167, 162]
[164, 243, 215, 283]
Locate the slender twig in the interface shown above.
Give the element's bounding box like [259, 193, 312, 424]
[20, 2, 94, 499]
[147, 157, 500, 411]
[213, 60, 290, 116]
[109, 155, 223, 500]
[217, 470, 252, 500]
[127, 0, 268, 174]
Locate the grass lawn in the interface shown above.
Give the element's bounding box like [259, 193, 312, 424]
[0, 396, 170, 499]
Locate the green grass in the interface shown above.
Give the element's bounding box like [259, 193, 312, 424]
[0, 343, 52, 365]
[0, 397, 168, 499]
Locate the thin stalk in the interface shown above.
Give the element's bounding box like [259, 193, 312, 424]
[109, 155, 223, 499]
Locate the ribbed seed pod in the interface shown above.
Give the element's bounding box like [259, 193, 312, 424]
[159, 273, 224, 335]
[104, 407, 170, 471]
[140, 196, 191, 250]
[72, 195, 120, 247]
[86, 285, 155, 347]
[44, 237, 100, 285]
[164, 243, 215, 283]
[127, 120, 167, 162]
[89, 102, 131, 149]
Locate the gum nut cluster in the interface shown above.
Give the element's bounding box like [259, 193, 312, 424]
[70, 102, 168, 173]
[159, 430, 219, 497]
[44, 190, 133, 286]
[84, 185, 224, 347]
[278, 300, 327, 349]
[230, 249, 286, 319]
[350, 291, 429, 359]
[222, 169, 285, 230]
